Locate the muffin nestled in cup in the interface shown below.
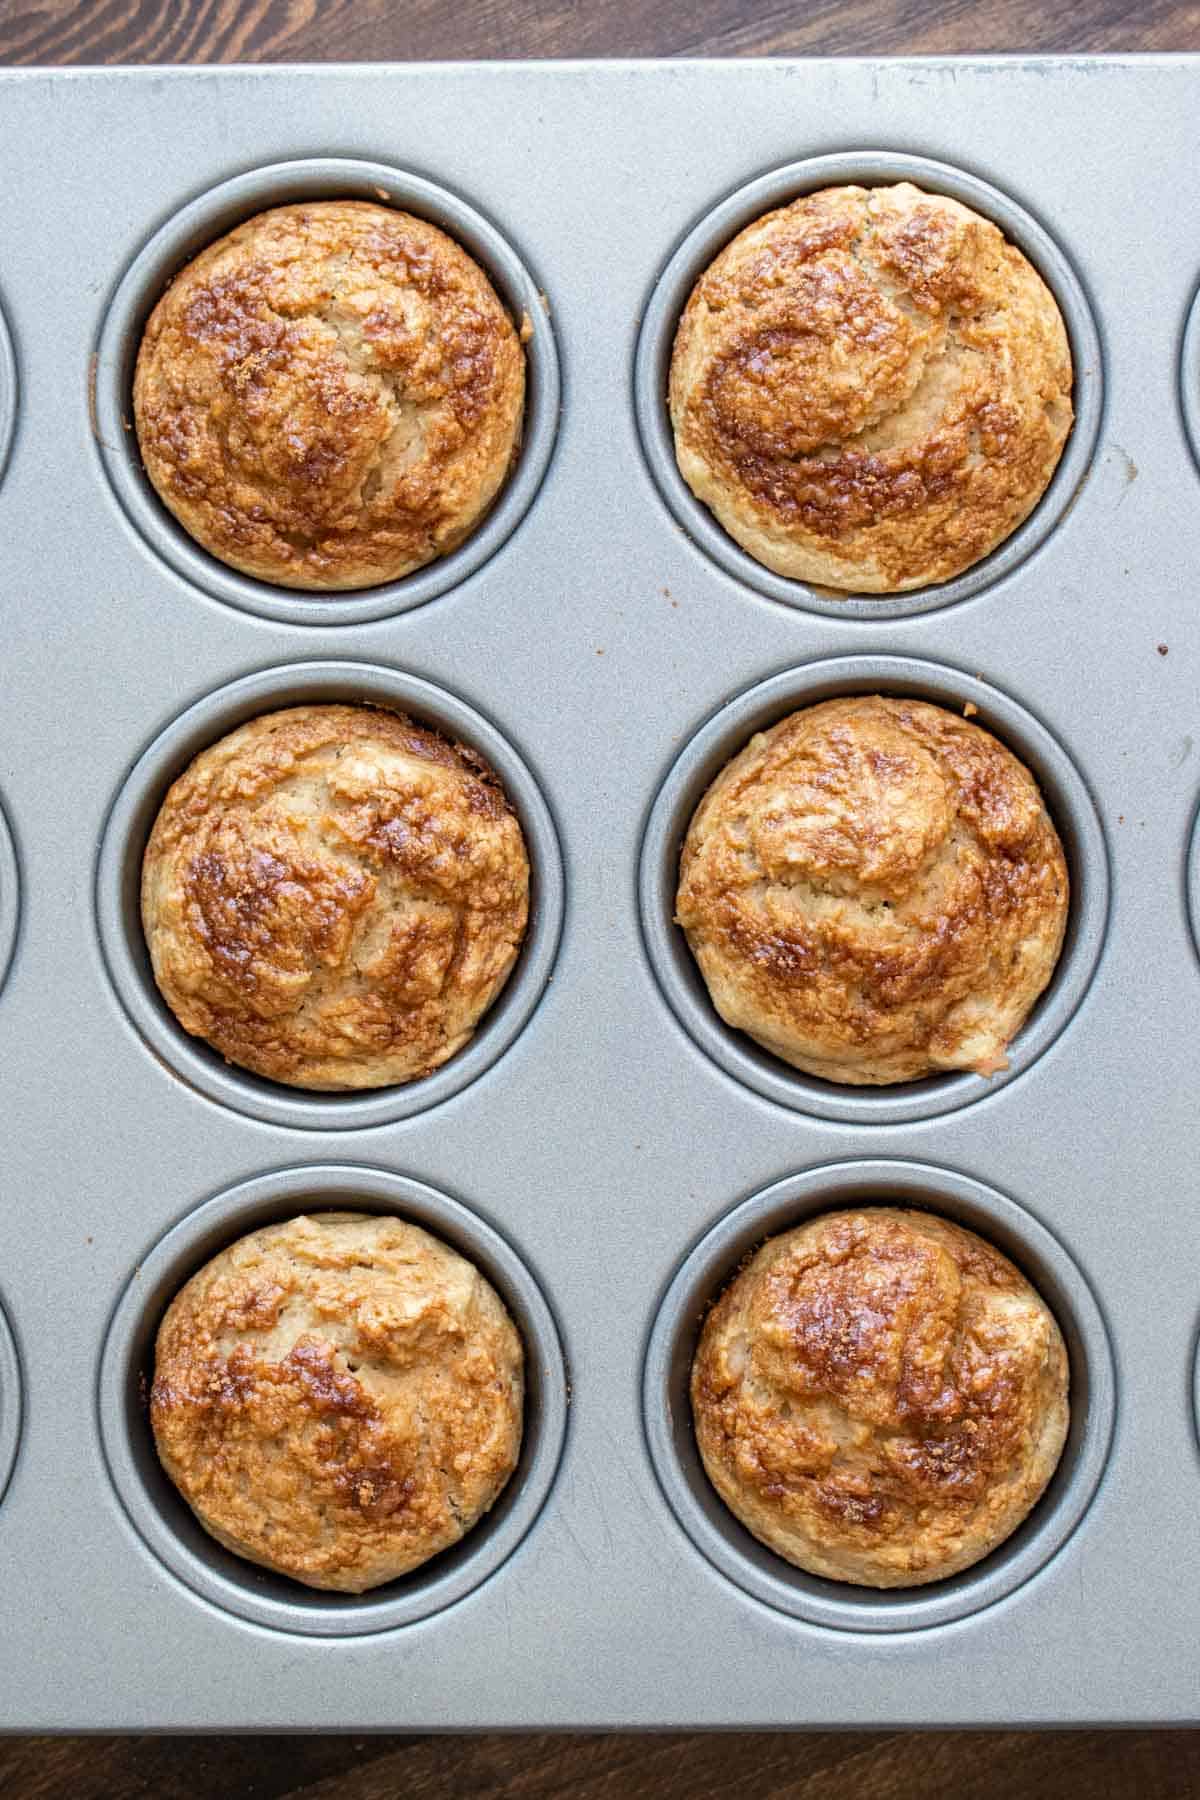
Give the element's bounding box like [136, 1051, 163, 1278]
[141, 703, 530, 1090]
[151, 1213, 523, 1592]
[691, 1208, 1069, 1587]
[676, 695, 1068, 1085]
[669, 181, 1073, 592]
[133, 200, 525, 590]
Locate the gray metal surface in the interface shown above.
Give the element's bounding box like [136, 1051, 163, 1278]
[0, 56, 1196, 1730]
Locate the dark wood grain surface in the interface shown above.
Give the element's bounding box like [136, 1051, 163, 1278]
[1, 0, 1198, 63]
[2, 0, 1198, 1792]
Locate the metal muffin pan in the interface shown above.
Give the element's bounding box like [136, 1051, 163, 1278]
[0, 57, 1196, 1730]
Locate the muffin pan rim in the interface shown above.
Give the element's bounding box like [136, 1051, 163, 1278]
[641, 1157, 1117, 1635]
[0, 793, 19, 1001]
[637, 653, 1110, 1125]
[96, 1162, 570, 1638]
[91, 155, 562, 628]
[1186, 790, 1200, 969]
[93, 660, 566, 1131]
[1182, 275, 1200, 479]
[0, 1292, 22, 1511]
[0, 296, 15, 491]
[632, 146, 1104, 622]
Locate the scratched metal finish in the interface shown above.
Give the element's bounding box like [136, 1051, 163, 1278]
[0, 58, 1196, 1729]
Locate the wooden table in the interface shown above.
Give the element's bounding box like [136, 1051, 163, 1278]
[2, 2, 1197, 1791]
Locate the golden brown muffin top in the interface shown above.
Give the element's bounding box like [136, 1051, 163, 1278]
[133, 200, 525, 590]
[692, 1208, 1069, 1587]
[141, 704, 530, 1090]
[669, 182, 1073, 592]
[676, 696, 1068, 1085]
[151, 1213, 524, 1592]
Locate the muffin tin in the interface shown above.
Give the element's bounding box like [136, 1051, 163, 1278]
[0, 57, 1197, 1729]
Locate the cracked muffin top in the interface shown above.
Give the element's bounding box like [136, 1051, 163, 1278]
[676, 695, 1068, 1085]
[141, 703, 530, 1090]
[151, 1212, 524, 1592]
[691, 1208, 1069, 1587]
[668, 182, 1072, 593]
[133, 200, 526, 591]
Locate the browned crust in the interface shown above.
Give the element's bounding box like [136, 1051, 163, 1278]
[141, 703, 530, 1090]
[668, 183, 1073, 592]
[151, 1213, 524, 1592]
[676, 696, 1068, 1085]
[691, 1208, 1069, 1587]
[133, 200, 525, 590]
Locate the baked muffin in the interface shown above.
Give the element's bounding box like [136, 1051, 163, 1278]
[669, 181, 1072, 592]
[676, 696, 1068, 1085]
[151, 1213, 523, 1592]
[692, 1208, 1069, 1587]
[142, 703, 529, 1089]
[133, 200, 525, 590]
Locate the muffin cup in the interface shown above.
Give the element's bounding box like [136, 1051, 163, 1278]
[0, 296, 16, 489]
[1182, 275, 1200, 479]
[634, 149, 1103, 620]
[1186, 792, 1200, 968]
[642, 1160, 1115, 1634]
[97, 1164, 569, 1637]
[91, 157, 560, 627]
[638, 654, 1109, 1126]
[0, 794, 20, 1001]
[95, 661, 565, 1130]
[0, 1294, 22, 1510]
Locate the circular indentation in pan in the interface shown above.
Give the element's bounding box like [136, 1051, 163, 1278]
[98, 1164, 568, 1637]
[643, 1160, 1115, 1633]
[1182, 277, 1200, 478]
[93, 157, 560, 627]
[95, 661, 564, 1130]
[0, 1294, 23, 1508]
[1186, 794, 1200, 968]
[0, 794, 20, 999]
[638, 655, 1108, 1126]
[0, 298, 16, 489]
[634, 150, 1103, 621]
